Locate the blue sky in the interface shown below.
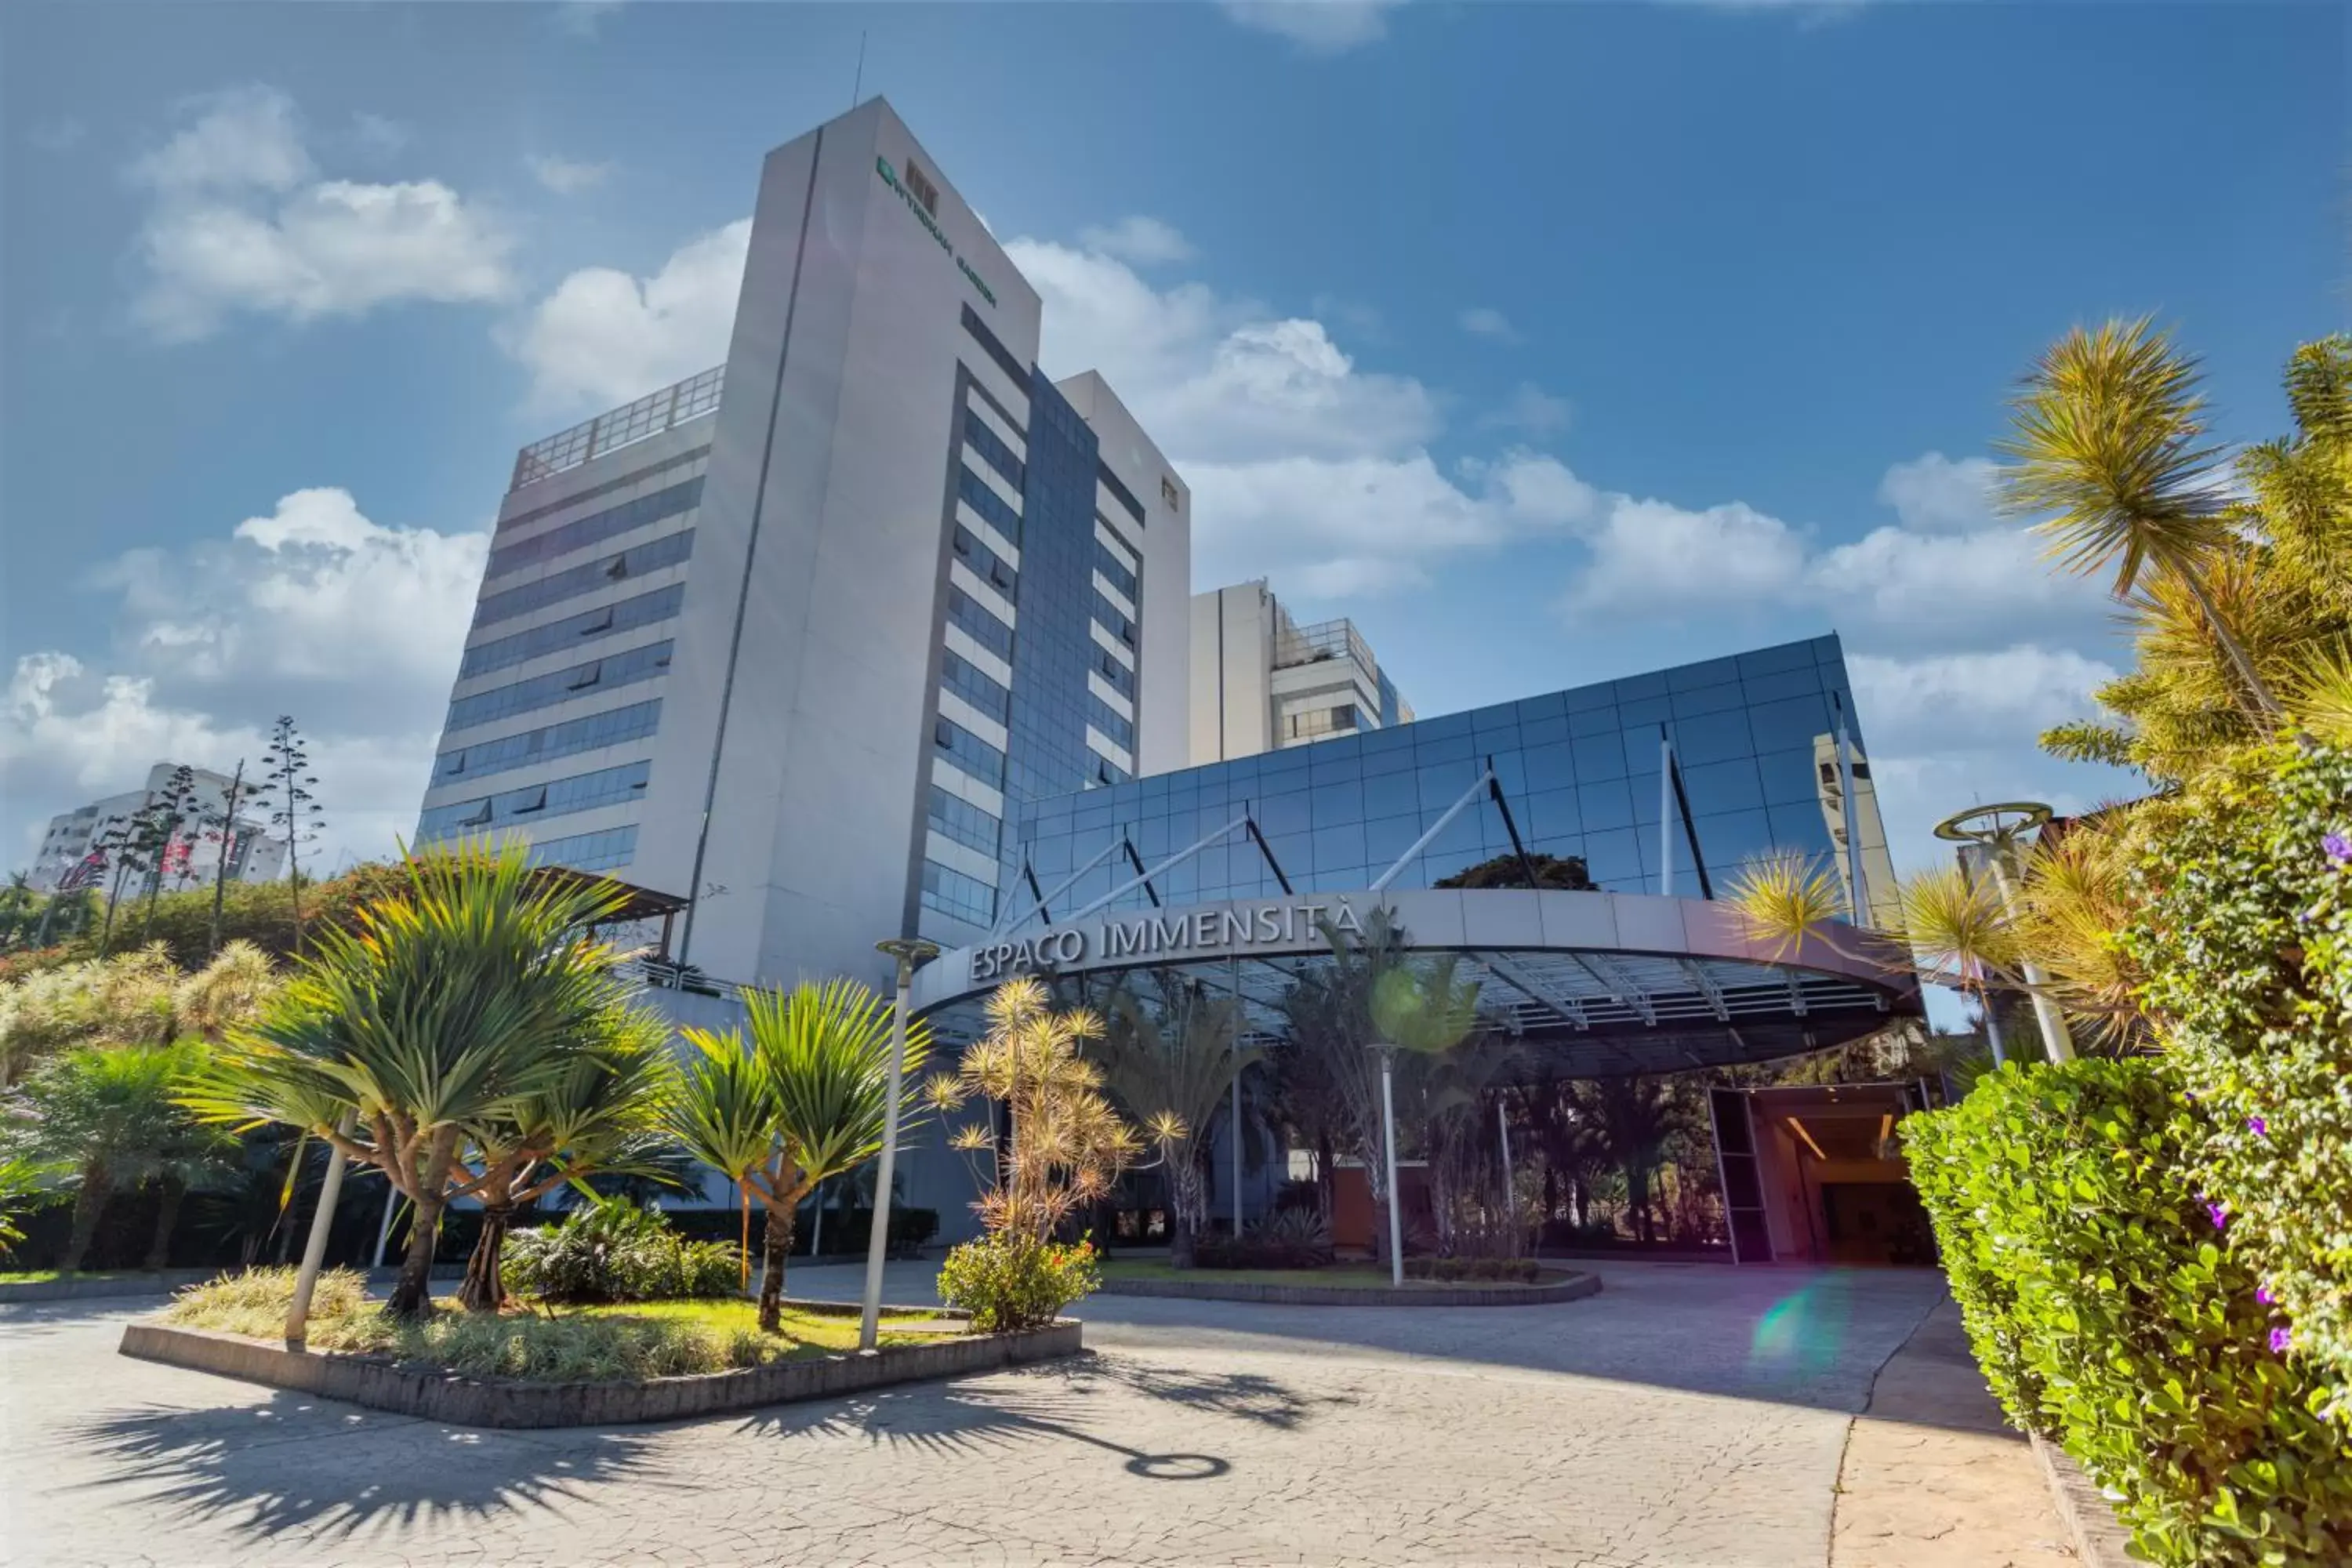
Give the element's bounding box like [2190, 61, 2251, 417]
[2, 0, 2341, 880]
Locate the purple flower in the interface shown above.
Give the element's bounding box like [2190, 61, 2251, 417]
[2249, 1116, 2268, 1137]
[2327, 832, 2352, 866]
[2208, 1202, 2229, 1229]
[2270, 1327, 2292, 1354]
[2258, 1285, 2276, 1305]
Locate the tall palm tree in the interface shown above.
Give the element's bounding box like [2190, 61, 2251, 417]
[1094, 977, 1259, 1269]
[1995, 317, 2283, 722]
[453, 1004, 675, 1311]
[663, 978, 931, 1334]
[183, 845, 637, 1317]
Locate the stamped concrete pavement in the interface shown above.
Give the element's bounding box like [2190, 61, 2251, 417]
[4, 1260, 1971, 1567]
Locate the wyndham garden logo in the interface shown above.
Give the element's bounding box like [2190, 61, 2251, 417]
[876, 157, 998, 309]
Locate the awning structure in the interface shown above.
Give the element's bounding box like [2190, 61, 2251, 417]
[907, 887, 1918, 1080]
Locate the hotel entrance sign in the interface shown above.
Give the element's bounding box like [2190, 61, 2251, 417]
[967, 898, 1374, 982]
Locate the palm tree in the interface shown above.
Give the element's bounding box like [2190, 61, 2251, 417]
[926, 975, 1139, 1245]
[663, 978, 931, 1334]
[1094, 976, 1259, 1269]
[1569, 1075, 1689, 1245]
[5, 1040, 225, 1272]
[453, 1005, 674, 1311]
[183, 845, 637, 1317]
[1995, 317, 2283, 723]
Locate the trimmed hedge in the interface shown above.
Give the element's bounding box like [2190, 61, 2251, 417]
[1904, 1058, 2352, 1566]
[2121, 740, 2352, 1425]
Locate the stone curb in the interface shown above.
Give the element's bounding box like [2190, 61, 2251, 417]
[118, 1305, 1083, 1429]
[2029, 1432, 2146, 1566]
[1097, 1270, 1600, 1308]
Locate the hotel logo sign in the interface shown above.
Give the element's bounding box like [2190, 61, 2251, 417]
[967, 898, 1380, 983]
[875, 157, 999, 308]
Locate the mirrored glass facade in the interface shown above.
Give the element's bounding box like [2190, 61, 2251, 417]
[1006, 635, 1885, 917]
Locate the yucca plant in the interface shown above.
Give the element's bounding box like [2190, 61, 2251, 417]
[662, 978, 930, 1334]
[182, 844, 640, 1317]
[927, 975, 1139, 1244]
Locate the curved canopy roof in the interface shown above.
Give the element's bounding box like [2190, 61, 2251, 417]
[909, 887, 1918, 1080]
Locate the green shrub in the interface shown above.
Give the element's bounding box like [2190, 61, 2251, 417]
[1904, 1059, 2352, 1566]
[1195, 1209, 1335, 1269]
[2120, 739, 2352, 1424]
[165, 1265, 394, 1352]
[935, 1232, 1098, 1332]
[502, 1203, 741, 1305]
[1400, 1257, 1541, 1284]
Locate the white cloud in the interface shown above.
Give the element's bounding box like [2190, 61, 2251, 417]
[1, 490, 486, 873]
[1481, 382, 1573, 437]
[1458, 306, 1522, 344]
[1218, 0, 1407, 52]
[129, 87, 512, 341]
[352, 112, 411, 157]
[1077, 216, 1194, 266]
[528, 154, 615, 194]
[1876, 451, 2001, 534]
[510, 218, 748, 412]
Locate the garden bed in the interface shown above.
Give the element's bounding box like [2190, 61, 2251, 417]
[116, 1269, 1081, 1428]
[1098, 1260, 1599, 1307]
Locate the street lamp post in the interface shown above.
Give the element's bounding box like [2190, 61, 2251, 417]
[1934, 803, 2075, 1065]
[285, 1111, 355, 1349]
[861, 935, 938, 1352]
[1374, 1043, 1403, 1288]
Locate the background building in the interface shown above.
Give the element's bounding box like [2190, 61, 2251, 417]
[416, 96, 1191, 988]
[31, 763, 284, 894]
[1189, 579, 1412, 764]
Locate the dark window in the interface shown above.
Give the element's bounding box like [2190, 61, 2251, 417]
[1088, 694, 1134, 750]
[946, 586, 1014, 662]
[474, 530, 695, 627]
[964, 408, 1025, 490]
[905, 160, 940, 216]
[483, 478, 704, 580]
[445, 642, 673, 731]
[941, 648, 1011, 723]
[957, 466, 1022, 543]
[1094, 538, 1138, 601]
[1097, 462, 1145, 525]
[933, 716, 1007, 786]
[961, 303, 1029, 389]
[458, 585, 684, 678]
[927, 785, 1001, 858]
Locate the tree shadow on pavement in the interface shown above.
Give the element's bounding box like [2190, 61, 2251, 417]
[65, 1389, 672, 1540]
[738, 1349, 1357, 1480]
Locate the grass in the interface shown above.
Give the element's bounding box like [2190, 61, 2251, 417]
[1102, 1258, 1572, 1290]
[162, 1267, 943, 1383]
[1, 1269, 151, 1283]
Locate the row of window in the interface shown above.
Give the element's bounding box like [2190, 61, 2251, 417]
[964, 408, 1024, 492]
[927, 783, 1001, 858]
[934, 715, 1006, 787]
[947, 585, 1014, 662]
[1093, 538, 1137, 602]
[459, 585, 685, 680]
[920, 856, 997, 927]
[961, 303, 1029, 394]
[1286, 703, 1359, 742]
[951, 523, 1017, 596]
[1094, 590, 1138, 650]
[1094, 643, 1135, 700]
[957, 466, 1021, 544]
[529, 825, 638, 874]
[484, 477, 703, 580]
[1088, 692, 1134, 750]
[417, 760, 651, 840]
[434, 700, 662, 786]
[941, 648, 1010, 724]
[446, 641, 674, 733]
[1098, 462, 1145, 527]
[476, 530, 695, 630]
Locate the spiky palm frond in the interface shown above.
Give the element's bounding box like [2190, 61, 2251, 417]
[1724, 851, 1850, 960]
[2285, 640, 2352, 747]
[2012, 827, 2149, 1053]
[175, 941, 278, 1042]
[1895, 863, 2020, 991]
[752, 977, 930, 1199]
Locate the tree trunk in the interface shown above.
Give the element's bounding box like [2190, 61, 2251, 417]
[1169, 1210, 1196, 1269]
[1370, 1193, 1392, 1266]
[1314, 1131, 1337, 1221]
[756, 1206, 797, 1334]
[456, 1200, 514, 1312]
[387, 1129, 458, 1319]
[143, 1175, 185, 1272]
[2177, 568, 2285, 721]
[62, 1165, 113, 1272]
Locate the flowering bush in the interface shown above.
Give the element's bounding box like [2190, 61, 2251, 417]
[1904, 1058, 2352, 1566]
[935, 1232, 1098, 1333]
[2121, 740, 2352, 1425]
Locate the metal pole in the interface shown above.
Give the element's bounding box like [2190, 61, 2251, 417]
[371, 1183, 397, 1269]
[1833, 706, 1869, 923]
[862, 938, 936, 1352]
[1979, 982, 2009, 1069]
[1229, 955, 1243, 1240]
[285, 1112, 354, 1350]
[1497, 1098, 1516, 1235]
[1658, 731, 1675, 897]
[1377, 1046, 1403, 1289]
[1983, 849, 2076, 1063]
[1370, 767, 1495, 895]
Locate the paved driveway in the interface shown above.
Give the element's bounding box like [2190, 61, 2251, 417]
[2, 1260, 1948, 1568]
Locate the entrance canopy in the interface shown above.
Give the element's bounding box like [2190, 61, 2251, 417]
[909, 887, 1918, 1079]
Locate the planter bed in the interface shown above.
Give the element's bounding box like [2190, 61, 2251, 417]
[119, 1300, 1082, 1429]
[1098, 1268, 1599, 1308]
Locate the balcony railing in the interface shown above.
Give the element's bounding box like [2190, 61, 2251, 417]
[510, 366, 726, 493]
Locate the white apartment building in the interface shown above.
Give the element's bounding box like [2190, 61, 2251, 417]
[32, 762, 285, 894]
[1189, 579, 1413, 764]
[417, 96, 1191, 993]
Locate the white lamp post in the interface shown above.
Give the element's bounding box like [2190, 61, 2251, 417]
[1934, 803, 2075, 1065]
[861, 935, 938, 1352]
[285, 1111, 354, 1349]
[1374, 1043, 1403, 1288]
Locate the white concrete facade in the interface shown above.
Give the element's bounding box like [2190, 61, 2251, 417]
[32, 762, 284, 894]
[1189, 580, 1412, 764]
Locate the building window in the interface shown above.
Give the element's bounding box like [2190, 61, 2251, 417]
[927, 784, 1001, 858]
[474, 531, 695, 628]
[946, 585, 1014, 662]
[905, 160, 940, 216]
[919, 857, 996, 926]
